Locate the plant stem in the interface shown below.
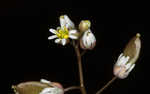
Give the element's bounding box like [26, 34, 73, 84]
[73, 41, 87, 94]
[64, 86, 80, 92]
[96, 76, 117, 94]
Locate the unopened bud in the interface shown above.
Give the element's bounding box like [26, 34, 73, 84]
[80, 29, 96, 50]
[79, 20, 91, 32]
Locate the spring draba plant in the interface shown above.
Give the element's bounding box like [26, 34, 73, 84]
[12, 15, 141, 94]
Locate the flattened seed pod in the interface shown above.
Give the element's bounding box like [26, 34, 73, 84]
[123, 33, 141, 64]
[12, 81, 51, 94]
[12, 80, 64, 94]
[113, 33, 141, 79]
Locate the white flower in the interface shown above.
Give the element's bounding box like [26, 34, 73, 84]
[80, 29, 96, 49]
[48, 15, 78, 46]
[39, 87, 63, 94]
[113, 53, 135, 79]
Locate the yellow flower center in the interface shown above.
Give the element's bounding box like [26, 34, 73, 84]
[56, 27, 69, 39]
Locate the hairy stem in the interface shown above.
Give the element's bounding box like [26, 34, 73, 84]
[73, 41, 87, 94]
[96, 76, 117, 94]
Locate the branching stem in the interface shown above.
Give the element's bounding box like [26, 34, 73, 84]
[73, 40, 87, 94]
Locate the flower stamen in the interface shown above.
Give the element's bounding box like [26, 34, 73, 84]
[56, 26, 69, 39]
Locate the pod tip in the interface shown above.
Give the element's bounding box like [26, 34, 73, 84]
[136, 33, 141, 37]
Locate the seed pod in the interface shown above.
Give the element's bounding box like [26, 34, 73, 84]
[113, 33, 141, 79]
[12, 81, 64, 94]
[123, 33, 141, 64]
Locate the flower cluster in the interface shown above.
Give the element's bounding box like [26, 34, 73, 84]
[48, 15, 78, 46]
[12, 15, 142, 94]
[48, 15, 142, 79]
[48, 15, 96, 49]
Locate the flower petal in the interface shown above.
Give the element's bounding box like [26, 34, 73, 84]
[69, 35, 78, 39]
[55, 39, 61, 43]
[48, 35, 57, 40]
[126, 64, 135, 73]
[57, 26, 61, 30]
[125, 63, 132, 69]
[116, 54, 124, 66]
[122, 56, 130, 65]
[40, 79, 51, 84]
[49, 29, 57, 34]
[61, 39, 66, 46]
[118, 53, 123, 59]
[83, 32, 88, 47]
[69, 30, 77, 34]
[64, 15, 75, 29]
[86, 35, 91, 46]
[40, 88, 55, 94]
[60, 16, 66, 28]
[89, 32, 96, 43]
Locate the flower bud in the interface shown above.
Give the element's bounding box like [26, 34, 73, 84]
[80, 29, 96, 50]
[79, 20, 91, 32]
[12, 79, 64, 94]
[113, 33, 141, 79]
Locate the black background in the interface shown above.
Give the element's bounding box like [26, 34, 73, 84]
[1, 2, 148, 94]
